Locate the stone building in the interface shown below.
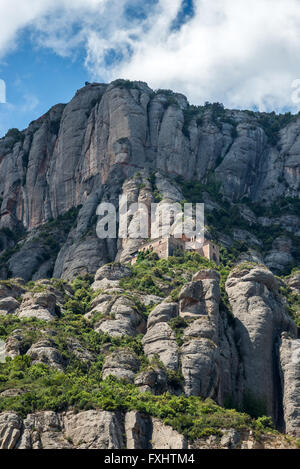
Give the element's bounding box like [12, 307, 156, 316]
[131, 236, 220, 265]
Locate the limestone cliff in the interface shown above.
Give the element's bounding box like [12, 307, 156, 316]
[0, 79, 299, 280]
[0, 80, 299, 450]
[0, 264, 299, 448]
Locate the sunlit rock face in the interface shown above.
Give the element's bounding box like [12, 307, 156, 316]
[0, 79, 298, 281]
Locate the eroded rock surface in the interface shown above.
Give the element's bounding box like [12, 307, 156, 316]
[102, 349, 140, 382]
[142, 322, 178, 371]
[225, 265, 297, 417]
[280, 333, 300, 437]
[18, 291, 58, 322]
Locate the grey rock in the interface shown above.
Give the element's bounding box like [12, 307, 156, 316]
[19, 411, 69, 449]
[66, 338, 95, 363]
[5, 329, 25, 358]
[18, 291, 57, 321]
[0, 389, 25, 397]
[0, 412, 22, 449]
[63, 410, 125, 449]
[178, 281, 203, 318]
[0, 282, 25, 300]
[151, 418, 187, 449]
[125, 411, 151, 449]
[147, 302, 178, 329]
[279, 333, 300, 437]
[225, 265, 297, 417]
[26, 339, 66, 371]
[286, 271, 300, 294]
[265, 236, 294, 272]
[181, 339, 220, 399]
[192, 269, 220, 282]
[220, 429, 241, 449]
[88, 294, 146, 337]
[91, 262, 132, 291]
[102, 349, 140, 382]
[0, 296, 20, 315]
[134, 367, 168, 394]
[233, 228, 262, 247]
[142, 322, 178, 371]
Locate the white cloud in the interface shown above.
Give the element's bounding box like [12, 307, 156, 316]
[112, 0, 300, 111]
[1, 0, 300, 111]
[0, 79, 6, 103]
[0, 0, 108, 57]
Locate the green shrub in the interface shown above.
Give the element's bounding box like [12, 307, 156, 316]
[4, 128, 24, 145]
[256, 416, 274, 431]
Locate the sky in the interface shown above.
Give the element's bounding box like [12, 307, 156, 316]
[1, 0, 300, 136]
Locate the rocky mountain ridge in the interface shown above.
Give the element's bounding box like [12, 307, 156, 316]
[0, 261, 299, 448]
[0, 79, 299, 449]
[0, 79, 299, 281]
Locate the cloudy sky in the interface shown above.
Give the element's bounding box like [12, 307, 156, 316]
[1, 0, 300, 136]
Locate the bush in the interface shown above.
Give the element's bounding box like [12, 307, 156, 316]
[4, 128, 24, 145]
[256, 416, 274, 430]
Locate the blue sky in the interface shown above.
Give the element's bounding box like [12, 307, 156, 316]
[0, 38, 88, 135]
[1, 0, 300, 137]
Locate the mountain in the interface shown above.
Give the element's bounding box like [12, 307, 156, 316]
[0, 80, 299, 449]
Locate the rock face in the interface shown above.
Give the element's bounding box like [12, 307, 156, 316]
[0, 297, 19, 315]
[0, 410, 186, 449]
[0, 409, 297, 449]
[147, 302, 178, 329]
[142, 302, 179, 372]
[134, 366, 168, 395]
[286, 271, 300, 294]
[279, 333, 300, 437]
[180, 272, 221, 400]
[225, 266, 297, 418]
[91, 263, 132, 291]
[26, 339, 66, 371]
[142, 321, 179, 371]
[86, 293, 146, 337]
[0, 80, 299, 280]
[102, 349, 140, 382]
[0, 78, 299, 447]
[0, 265, 299, 448]
[18, 291, 57, 321]
[0, 412, 23, 449]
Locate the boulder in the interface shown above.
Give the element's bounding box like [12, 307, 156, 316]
[91, 263, 132, 291]
[102, 349, 140, 382]
[26, 339, 66, 371]
[0, 297, 20, 315]
[88, 295, 146, 337]
[0, 412, 22, 449]
[18, 291, 57, 322]
[5, 330, 26, 358]
[134, 367, 168, 394]
[147, 302, 178, 329]
[181, 338, 220, 399]
[225, 265, 297, 417]
[142, 322, 178, 371]
[279, 333, 300, 437]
